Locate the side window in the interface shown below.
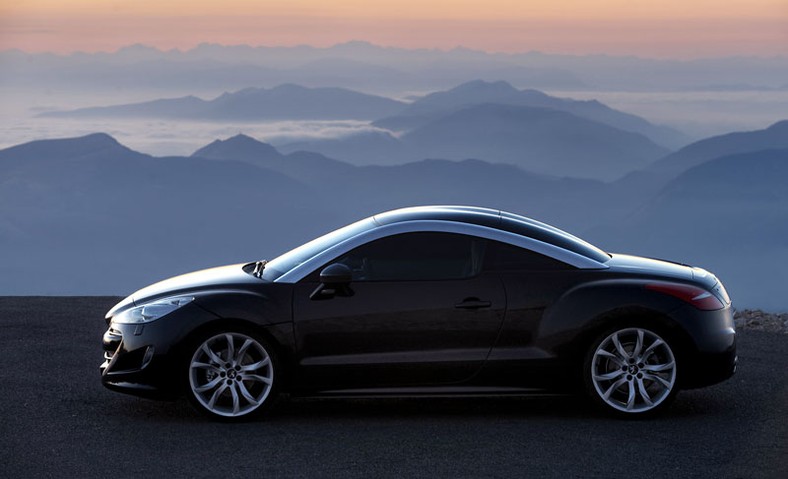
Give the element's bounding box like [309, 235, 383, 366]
[335, 232, 484, 281]
[483, 240, 570, 271]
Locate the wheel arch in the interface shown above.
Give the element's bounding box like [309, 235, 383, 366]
[566, 306, 695, 370]
[540, 279, 697, 386]
[172, 316, 295, 394]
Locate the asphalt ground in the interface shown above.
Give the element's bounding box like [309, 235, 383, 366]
[1, 297, 786, 478]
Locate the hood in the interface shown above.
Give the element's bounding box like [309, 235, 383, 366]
[106, 263, 260, 318]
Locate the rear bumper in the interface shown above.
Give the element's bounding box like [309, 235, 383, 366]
[674, 304, 737, 389]
[681, 347, 737, 389]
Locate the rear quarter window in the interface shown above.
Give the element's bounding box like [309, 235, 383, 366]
[484, 240, 572, 271]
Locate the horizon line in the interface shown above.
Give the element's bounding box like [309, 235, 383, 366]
[2, 40, 786, 62]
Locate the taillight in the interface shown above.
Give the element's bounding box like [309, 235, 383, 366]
[645, 282, 724, 311]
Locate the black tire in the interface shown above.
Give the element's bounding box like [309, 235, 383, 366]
[184, 328, 279, 421]
[582, 325, 679, 418]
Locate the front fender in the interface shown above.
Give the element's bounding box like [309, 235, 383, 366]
[188, 284, 296, 358]
[192, 284, 292, 327]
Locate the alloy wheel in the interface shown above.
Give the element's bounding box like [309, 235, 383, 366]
[590, 327, 677, 414]
[188, 332, 274, 418]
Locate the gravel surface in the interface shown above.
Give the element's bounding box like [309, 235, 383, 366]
[735, 309, 788, 334]
[1, 297, 786, 478]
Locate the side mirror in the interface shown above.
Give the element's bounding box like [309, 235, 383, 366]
[310, 263, 354, 300]
[319, 263, 352, 285]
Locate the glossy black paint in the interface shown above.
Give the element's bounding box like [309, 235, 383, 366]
[101, 206, 736, 406]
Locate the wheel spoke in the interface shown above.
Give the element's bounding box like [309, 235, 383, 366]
[641, 338, 664, 361]
[230, 383, 240, 414]
[626, 381, 636, 410]
[633, 329, 644, 358]
[225, 334, 235, 363]
[207, 383, 228, 409]
[636, 378, 653, 406]
[237, 381, 259, 406]
[201, 344, 223, 365]
[603, 377, 627, 399]
[193, 376, 223, 393]
[611, 333, 629, 359]
[643, 372, 672, 388]
[191, 362, 219, 372]
[240, 357, 270, 372]
[596, 349, 625, 366]
[594, 369, 625, 381]
[236, 339, 253, 362]
[642, 361, 674, 372]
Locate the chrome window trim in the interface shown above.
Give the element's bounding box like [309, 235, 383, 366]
[274, 220, 608, 284]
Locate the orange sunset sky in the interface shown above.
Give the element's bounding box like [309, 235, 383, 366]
[1, 0, 786, 57]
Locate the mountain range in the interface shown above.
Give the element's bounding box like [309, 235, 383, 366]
[4, 42, 787, 93]
[588, 147, 788, 311]
[647, 120, 788, 176]
[41, 84, 406, 121]
[40, 80, 682, 149]
[374, 80, 689, 149]
[279, 100, 670, 180]
[40, 81, 681, 180]
[2, 123, 787, 308]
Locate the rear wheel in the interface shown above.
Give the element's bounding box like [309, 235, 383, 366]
[186, 330, 278, 420]
[584, 326, 678, 417]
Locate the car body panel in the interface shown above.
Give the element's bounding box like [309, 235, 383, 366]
[100, 205, 737, 409]
[291, 273, 507, 390]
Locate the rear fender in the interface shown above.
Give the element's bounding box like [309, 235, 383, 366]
[538, 279, 692, 357]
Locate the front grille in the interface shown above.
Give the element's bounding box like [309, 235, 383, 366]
[101, 327, 123, 371]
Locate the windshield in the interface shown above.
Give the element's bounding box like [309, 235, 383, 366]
[264, 217, 377, 280]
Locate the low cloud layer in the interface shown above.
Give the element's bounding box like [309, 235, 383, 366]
[0, 115, 388, 156]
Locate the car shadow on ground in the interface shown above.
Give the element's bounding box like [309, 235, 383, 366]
[104, 387, 732, 424]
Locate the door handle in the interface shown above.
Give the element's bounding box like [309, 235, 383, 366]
[455, 298, 492, 310]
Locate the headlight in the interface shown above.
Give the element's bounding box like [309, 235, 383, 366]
[113, 296, 195, 324]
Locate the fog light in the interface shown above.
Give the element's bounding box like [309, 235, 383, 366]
[141, 346, 155, 369]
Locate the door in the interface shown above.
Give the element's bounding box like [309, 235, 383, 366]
[291, 232, 506, 391]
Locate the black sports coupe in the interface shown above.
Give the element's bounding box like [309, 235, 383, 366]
[101, 206, 736, 419]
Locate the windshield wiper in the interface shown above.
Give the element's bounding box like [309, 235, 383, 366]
[252, 260, 267, 278]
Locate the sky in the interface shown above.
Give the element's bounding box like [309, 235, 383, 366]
[1, 0, 787, 57]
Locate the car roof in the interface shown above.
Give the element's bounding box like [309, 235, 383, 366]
[374, 205, 502, 228]
[373, 205, 609, 263]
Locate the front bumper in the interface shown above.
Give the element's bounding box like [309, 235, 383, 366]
[100, 303, 218, 399]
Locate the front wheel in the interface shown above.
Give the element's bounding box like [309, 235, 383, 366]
[583, 326, 678, 417]
[186, 330, 278, 420]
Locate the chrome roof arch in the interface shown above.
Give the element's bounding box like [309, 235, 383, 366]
[275, 213, 609, 284]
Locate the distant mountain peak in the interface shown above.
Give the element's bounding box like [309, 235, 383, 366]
[226, 133, 258, 142]
[766, 119, 788, 131]
[191, 134, 283, 164]
[450, 80, 518, 95]
[80, 132, 120, 145]
[648, 119, 788, 177]
[0, 132, 144, 163]
[203, 133, 274, 148]
[37, 132, 123, 149]
[375, 80, 688, 149]
[49, 84, 406, 122]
